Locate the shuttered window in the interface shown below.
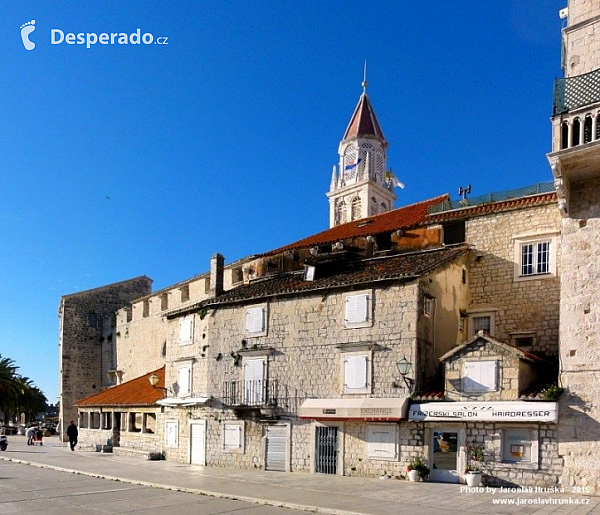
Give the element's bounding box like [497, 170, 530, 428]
[367, 425, 398, 460]
[245, 306, 266, 335]
[179, 316, 193, 344]
[223, 422, 244, 452]
[463, 361, 497, 392]
[165, 421, 178, 447]
[344, 292, 372, 328]
[343, 354, 369, 392]
[178, 365, 191, 397]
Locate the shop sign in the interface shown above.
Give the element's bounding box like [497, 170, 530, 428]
[408, 401, 557, 422]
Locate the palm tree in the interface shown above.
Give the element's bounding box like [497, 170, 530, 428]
[0, 356, 19, 424]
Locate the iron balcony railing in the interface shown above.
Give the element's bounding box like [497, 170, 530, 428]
[553, 68, 600, 115]
[428, 182, 555, 215]
[223, 379, 279, 407]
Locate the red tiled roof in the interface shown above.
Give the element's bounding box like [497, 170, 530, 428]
[207, 246, 468, 306]
[343, 93, 385, 141]
[261, 194, 449, 257]
[74, 367, 165, 407]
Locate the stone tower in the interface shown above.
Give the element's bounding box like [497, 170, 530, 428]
[547, 0, 600, 492]
[327, 80, 397, 227]
[58, 276, 152, 438]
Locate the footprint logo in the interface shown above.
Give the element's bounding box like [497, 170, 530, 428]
[20, 20, 36, 50]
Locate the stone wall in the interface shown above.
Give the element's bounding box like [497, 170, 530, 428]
[466, 203, 561, 355]
[59, 276, 152, 437]
[565, 0, 600, 76]
[557, 177, 600, 493]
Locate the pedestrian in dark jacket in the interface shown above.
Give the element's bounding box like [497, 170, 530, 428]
[66, 421, 78, 451]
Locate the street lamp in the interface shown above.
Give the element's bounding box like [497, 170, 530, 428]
[393, 357, 414, 391]
[148, 374, 169, 396]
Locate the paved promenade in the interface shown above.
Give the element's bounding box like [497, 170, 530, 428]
[0, 434, 598, 515]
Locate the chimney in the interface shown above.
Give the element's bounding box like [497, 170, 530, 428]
[210, 253, 224, 297]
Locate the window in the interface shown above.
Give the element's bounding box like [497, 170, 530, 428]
[351, 196, 362, 220]
[468, 310, 495, 337]
[513, 233, 557, 281]
[337, 201, 347, 225]
[243, 358, 265, 405]
[143, 300, 150, 318]
[223, 421, 244, 453]
[502, 429, 533, 463]
[160, 293, 168, 311]
[179, 316, 193, 345]
[245, 305, 267, 336]
[341, 351, 371, 394]
[180, 285, 190, 302]
[232, 267, 243, 284]
[463, 361, 498, 393]
[366, 424, 398, 460]
[424, 296, 434, 316]
[88, 312, 98, 328]
[344, 292, 372, 328]
[165, 421, 178, 447]
[177, 364, 191, 397]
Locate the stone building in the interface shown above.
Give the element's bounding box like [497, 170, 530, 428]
[547, 0, 600, 493]
[58, 276, 152, 435]
[66, 1, 600, 489]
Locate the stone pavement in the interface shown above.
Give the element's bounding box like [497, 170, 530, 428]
[0, 435, 598, 515]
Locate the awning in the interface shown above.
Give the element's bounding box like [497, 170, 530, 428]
[157, 396, 210, 407]
[298, 397, 409, 421]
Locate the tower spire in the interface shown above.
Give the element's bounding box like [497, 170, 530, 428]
[362, 60, 368, 93]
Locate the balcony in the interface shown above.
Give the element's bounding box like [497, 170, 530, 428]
[553, 68, 600, 116]
[223, 379, 280, 410]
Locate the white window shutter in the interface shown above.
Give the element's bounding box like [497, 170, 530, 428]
[367, 425, 397, 459]
[345, 294, 369, 325]
[180, 317, 193, 343]
[246, 307, 265, 333]
[464, 361, 497, 392]
[178, 366, 191, 396]
[224, 424, 241, 449]
[344, 355, 368, 389]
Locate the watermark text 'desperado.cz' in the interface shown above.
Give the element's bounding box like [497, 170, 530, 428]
[20, 19, 168, 50]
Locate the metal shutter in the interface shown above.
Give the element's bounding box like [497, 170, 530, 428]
[265, 425, 287, 471]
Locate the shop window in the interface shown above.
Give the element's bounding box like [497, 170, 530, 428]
[245, 305, 267, 336]
[366, 424, 398, 460]
[179, 316, 194, 345]
[463, 360, 498, 393]
[344, 291, 372, 328]
[341, 351, 371, 394]
[223, 421, 244, 453]
[502, 429, 533, 463]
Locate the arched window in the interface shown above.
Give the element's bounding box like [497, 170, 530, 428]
[380, 202, 387, 213]
[351, 197, 362, 221]
[596, 113, 600, 141]
[338, 201, 347, 225]
[584, 115, 593, 143]
[561, 122, 569, 149]
[572, 118, 581, 147]
[370, 197, 378, 216]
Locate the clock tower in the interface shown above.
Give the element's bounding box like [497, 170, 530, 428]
[327, 80, 398, 228]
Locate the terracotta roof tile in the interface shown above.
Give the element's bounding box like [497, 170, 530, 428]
[74, 367, 165, 407]
[261, 194, 449, 257]
[207, 245, 467, 307]
[343, 93, 386, 141]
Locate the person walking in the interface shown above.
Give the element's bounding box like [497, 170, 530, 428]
[25, 426, 35, 445]
[66, 421, 78, 451]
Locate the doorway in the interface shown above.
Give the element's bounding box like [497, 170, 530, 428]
[430, 430, 459, 483]
[315, 426, 338, 474]
[190, 421, 206, 465]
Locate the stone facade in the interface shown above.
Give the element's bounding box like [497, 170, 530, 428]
[58, 276, 152, 436]
[465, 204, 561, 355]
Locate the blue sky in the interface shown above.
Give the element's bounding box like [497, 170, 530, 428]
[1, 1, 564, 404]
